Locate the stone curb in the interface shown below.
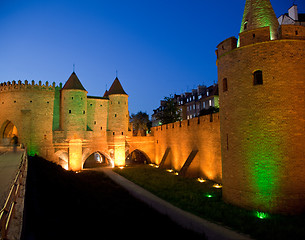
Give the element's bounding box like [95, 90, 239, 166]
[101, 168, 253, 240]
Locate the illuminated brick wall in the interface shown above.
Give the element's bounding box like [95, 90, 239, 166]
[217, 25, 305, 214]
[153, 113, 222, 182]
[0, 81, 56, 158]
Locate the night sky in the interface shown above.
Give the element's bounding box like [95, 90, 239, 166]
[0, 0, 303, 116]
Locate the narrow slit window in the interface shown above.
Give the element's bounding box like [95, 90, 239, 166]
[223, 78, 228, 92]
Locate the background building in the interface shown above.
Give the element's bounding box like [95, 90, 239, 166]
[152, 84, 219, 126]
[278, 5, 305, 26]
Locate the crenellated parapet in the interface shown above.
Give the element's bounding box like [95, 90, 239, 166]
[0, 80, 63, 92]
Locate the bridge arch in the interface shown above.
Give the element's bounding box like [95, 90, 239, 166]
[0, 120, 18, 146]
[83, 151, 112, 168]
[126, 149, 151, 165]
[55, 150, 69, 170]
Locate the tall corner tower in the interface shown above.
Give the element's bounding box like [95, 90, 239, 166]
[60, 72, 88, 139]
[239, 0, 279, 45]
[217, 0, 305, 214]
[107, 77, 129, 166]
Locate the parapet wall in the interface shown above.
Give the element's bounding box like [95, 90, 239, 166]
[152, 113, 221, 182]
[0, 80, 61, 92]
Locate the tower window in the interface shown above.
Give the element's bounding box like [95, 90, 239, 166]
[244, 21, 248, 30]
[72, 97, 73, 100]
[253, 70, 263, 85]
[223, 78, 228, 92]
[83, 110, 86, 114]
[69, 110, 71, 114]
[296, 30, 298, 35]
[115, 114, 117, 117]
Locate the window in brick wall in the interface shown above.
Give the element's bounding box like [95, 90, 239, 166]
[223, 78, 228, 92]
[253, 70, 263, 85]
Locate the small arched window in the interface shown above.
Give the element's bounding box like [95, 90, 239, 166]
[244, 21, 248, 30]
[253, 70, 263, 85]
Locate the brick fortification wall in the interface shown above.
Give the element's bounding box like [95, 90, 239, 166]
[0, 81, 57, 159]
[152, 113, 222, 182]
[217, 25, 305, 214]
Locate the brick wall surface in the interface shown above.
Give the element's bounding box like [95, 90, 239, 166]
[153, 114, 222, 182]
[218, 38, 305, 214]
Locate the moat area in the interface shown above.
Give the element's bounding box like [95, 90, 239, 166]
[21, 156, 204, 240]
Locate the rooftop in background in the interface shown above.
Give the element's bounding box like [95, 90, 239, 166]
[278, 5, 305, 26]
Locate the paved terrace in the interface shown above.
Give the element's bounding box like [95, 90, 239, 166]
[0, 147, 24, 209]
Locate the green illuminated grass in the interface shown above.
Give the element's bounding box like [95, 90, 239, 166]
[114, 165, 305, 240]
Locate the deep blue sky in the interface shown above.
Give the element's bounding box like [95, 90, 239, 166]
[0, 0, 303, 116]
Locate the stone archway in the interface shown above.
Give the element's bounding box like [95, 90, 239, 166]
[55, 150, 69, 170]
[125, 149, 151, 165]
[83, 152, 112, 168]
[0, 120, 18, 146]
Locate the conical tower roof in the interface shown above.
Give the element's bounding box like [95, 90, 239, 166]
[108, 77, 127, 95]
[240, 0, 279, 40]
[62, 72, 86, 91]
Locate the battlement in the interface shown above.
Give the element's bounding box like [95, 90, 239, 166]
[239, 26, 271, 47]
[279, 24, 305, 40]
[153, 112, 220, 133]
[217, 25, 305, 59]
[0, 80, 62, 92]
[216, 37, 238, 59]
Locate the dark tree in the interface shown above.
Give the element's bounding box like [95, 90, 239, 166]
[199, 106, 219, 116]
[130, 111, 151, 136]
[156, 95, 181, 125]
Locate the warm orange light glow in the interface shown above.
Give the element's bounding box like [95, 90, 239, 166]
[197, 178, 207, 183]
[113, 144, 125, 166]
[166, 169, 174, 173]
[213, 183, 222, 189]
[69, 139, 83, 171]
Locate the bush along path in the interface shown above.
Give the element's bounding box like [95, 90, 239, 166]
[21, 156, 205, 240]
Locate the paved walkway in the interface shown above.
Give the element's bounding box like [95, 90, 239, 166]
[100, 168, 253, 240]
[0, 149, 24, 209]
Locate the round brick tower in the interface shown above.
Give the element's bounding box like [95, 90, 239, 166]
[60, 72, 88, 139]
[217, 0, 305, 214]
[107, 77, 129, 166]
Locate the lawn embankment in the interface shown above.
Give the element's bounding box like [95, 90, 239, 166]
[114, 165, 305, 240]
[21, 157, 204, 240]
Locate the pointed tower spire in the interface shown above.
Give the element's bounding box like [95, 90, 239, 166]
[62, 72, 86, 91]
[107, 77, 127, 95]
[240, 0, 279, 40]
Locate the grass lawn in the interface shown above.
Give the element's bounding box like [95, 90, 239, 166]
[21, 156, 205, 240]
[114, 164, 305, 240]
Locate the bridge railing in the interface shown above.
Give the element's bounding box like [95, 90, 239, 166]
[0, 150, 27, 240]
